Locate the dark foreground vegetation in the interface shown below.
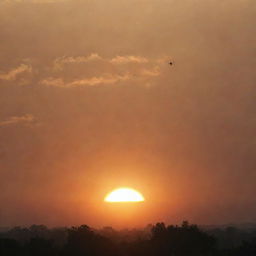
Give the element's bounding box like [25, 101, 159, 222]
[1, 221, 256, 256]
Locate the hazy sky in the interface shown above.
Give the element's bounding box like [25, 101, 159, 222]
[0, 0, 256, 228]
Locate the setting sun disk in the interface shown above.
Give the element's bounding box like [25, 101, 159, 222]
[104, 188, 145, 202]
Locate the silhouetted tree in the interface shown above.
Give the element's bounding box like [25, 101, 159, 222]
[232, 239, 256, 256]
[0, 238, 21, 256]
[150, 221, 216, 256]
[61, 225, 116, 256]
[26, 237, 57, 256]
[1, 222, 256, 256]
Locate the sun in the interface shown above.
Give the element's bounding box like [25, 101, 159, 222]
[104, 187, 145, 203]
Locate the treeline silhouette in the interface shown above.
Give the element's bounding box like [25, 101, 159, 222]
[1, 221, 256, 256]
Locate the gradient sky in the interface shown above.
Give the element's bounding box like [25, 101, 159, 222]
[0, 0, 256, 228]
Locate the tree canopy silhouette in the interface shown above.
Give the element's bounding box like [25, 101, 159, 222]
[1, 221, 256, 256]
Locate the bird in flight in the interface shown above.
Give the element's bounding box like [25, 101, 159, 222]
[169, 61, 173, 66]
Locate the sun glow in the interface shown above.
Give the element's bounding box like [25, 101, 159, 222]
[104, 188, 145, 202]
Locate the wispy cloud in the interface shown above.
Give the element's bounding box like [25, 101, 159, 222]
[53, 53, 102, 70]
[0, 114, 35, 127]
[0, 64, 32, 81]
[43, 54, 162, 88]
[140, 67, 161, 77]
[41, 73, 131, 88]
[110, 55, 148, 64]
[53, 54, 149, 70]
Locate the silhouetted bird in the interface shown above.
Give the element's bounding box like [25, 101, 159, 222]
[169, 61, 173, 66]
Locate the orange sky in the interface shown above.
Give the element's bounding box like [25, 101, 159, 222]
[0, 0, 256, 228]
